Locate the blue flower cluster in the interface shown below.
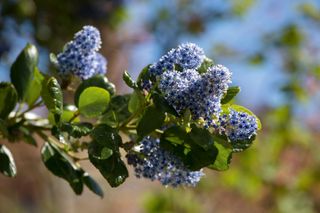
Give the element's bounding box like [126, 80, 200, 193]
[221, 109, 258, 143]
[149, 43, 205, 77]
[158, 65, 231, 126]
[144, 43, 232, 126]
[57, 26, 107, 79]
[126, 137, 204, 187]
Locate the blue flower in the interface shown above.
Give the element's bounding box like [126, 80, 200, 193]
[56, 25, 107, 79]
[126, 137, 204, 187]
[203, 65, 232, 97]
[94, 53, 107, 75]
[173, 43, 205, 69]
[73, 25, 101, 53]
[158, 65, 232, 126]
[222, 109, 258, 142]
[148, 43, 205, 78]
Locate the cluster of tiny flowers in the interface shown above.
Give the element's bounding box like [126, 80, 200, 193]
[126, 137, 204, 187]
[158, 65, 231, 125]
[203, 65, 232, 97]
[221, 109, 258, 142]
[57, 26, 107, 79]
[148, 43, 205, 78]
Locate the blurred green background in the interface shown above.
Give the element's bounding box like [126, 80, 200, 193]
[1, 0, 320, 212]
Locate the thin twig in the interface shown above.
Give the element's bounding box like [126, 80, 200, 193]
[68, 110, 80, 123]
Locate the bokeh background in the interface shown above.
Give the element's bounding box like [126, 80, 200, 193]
[1, 0, 320, 212]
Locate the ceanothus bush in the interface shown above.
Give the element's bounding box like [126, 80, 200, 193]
[0, 25, 261, 197]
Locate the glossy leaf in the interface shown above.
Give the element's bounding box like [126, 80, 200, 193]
[41, 77, 63, 122]
[137, 105, 165, 137]
[89, 144, 128, 188]
[128, 90, 145, 113]
[89, 126, 127, 187]
[137, 65, 152, 89]
[0, 145, 17, 177]
[186, 145, 218, 171]
[198, 57, 214, 74]
[100, 95, 132, 127]
[159, 138, 188, 160]
[221, 86, 240, 104]
[161, 126, 186, 145]
[90, 124, 122, 148]
[10, 43, 38, 100]
[207, 140, 233, 171]
[79, 87, 110, 118]
[187, 124, 214, 150]
[89, 124, 128, 187]
[74, 75, 115, 107]
[0, 83, 18, 119]
[24, 68, 44, 107]
[41, 142, 83, 194]
[60, 122, 93, 138]
[123, 70, 137, 89]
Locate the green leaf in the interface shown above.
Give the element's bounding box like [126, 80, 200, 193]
[0, 83, 18, 119]
[90, 124, 122, 148]
[0, 144, 17, 177]
[221, 86, 240, 104]
[100, 95, 132, 127]
[187, 124, 214, 150]
[88, 142, 128, 187]
[186, 145, 218, 170]
[10, 43, 38, 100]
[137, 65, 153, 89]
[89, 124, 128, 187]
[137, 105, 165, 137]
[48, 105, 80, 125]
[198, 57, 214, 74]
[161, 126, 186, 145]
[41, 77, 63, 122]
[123, 70, 137, 89]
[159, 138, 188, 160]
[79, 87, 110, 118]
[161, 125, 222, 171]
[128, 90, 145, 113]
[152, 92, 179, 116]
[228, 104, 262, 130]
[24, 68, 44, 107]
[74, 75, 115, 107]
[60, 122, 93, 138]
[41, 142, 83, 194]
[82, 172, 104, 198]
[103, 158, 128, 187]
[207, 140, 232, 171]
[161, 135, 218, 171]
